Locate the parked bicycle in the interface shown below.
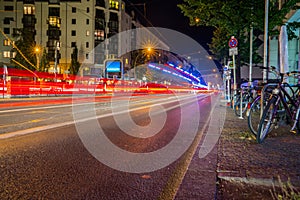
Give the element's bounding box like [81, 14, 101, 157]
[233, 86, 255, 117]
[246, 67, 279, 136]
[257, 71, 300, 143]
[247, 84, 278, 136]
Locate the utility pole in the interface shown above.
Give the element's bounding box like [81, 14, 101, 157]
[263, 0, 269, 83]
[35, 46, 40, 71]
[249, 26, 253, 86]
[54, 41, 60, 81]
[2, 65, 7, 98]
[105, 0, 110, 60]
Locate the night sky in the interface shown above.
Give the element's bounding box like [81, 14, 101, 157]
[125, 0, 214, 51]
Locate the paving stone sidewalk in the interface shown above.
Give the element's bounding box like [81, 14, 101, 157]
[176, 103, 300, 200]
[216, 107, 300, 199]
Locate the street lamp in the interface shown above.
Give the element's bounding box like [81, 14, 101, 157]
[35, 46, 40, 71]
[133, 47, 156, 80]
[54, 41, 60, 81]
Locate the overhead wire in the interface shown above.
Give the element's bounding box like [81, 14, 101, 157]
[124, 0, 174, 49]
[0, 28, 37, 70]
[11, 58, 39, 78]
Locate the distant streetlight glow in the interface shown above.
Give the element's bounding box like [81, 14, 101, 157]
[134, 47, 157, 80]
[34, 46, 41, 71]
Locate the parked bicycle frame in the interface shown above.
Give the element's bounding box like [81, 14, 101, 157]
[246, 67, 281, 136]
[247, 84, 277, 136]
[257, 72, 300, 143]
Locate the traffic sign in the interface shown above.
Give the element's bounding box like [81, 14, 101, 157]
[229, 47, 238, 56]
[227, 61, 234, 69]
[228, 36, 238, 48]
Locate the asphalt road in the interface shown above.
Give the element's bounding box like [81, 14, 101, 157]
[0, 93, 215, 199]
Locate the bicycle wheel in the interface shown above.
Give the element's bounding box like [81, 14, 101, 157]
[231, 93, 240, 109]
[234, 95, 241, 116]
[235, 94, 253, 116]
[257, 96, 278, 143]
[247, 95, 261, 136]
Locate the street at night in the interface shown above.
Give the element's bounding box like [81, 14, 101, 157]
[1, 0, 300, 199]
[0, 93, 221, 199]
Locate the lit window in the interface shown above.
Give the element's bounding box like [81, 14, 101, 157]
[3, 51, 10, 58]
[109, 0, 119, 10]
[3, 39, 11, 46]
[94, 30, 104, 40]
[86, 30, 90, 36]
[48, 16, 61, 28]
[24, 5, 35, 15]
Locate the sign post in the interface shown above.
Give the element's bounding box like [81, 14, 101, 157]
[228, 36, 238, 110]
[2, 65, 7, 98]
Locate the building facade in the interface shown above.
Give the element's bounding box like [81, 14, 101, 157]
[0, 0, 160, 77]
[240, 1, 300, 84]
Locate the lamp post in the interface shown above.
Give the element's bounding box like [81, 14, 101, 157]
[54, 41, 60, 82]
[35, 47, 40, 71]
[2, 65, 7, 98]
[134, 47, 154, 80]
[263, 0, 269, 83]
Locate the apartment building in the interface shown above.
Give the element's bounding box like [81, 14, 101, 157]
[0, 0, 162, 77]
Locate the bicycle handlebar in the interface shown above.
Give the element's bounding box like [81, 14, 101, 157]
[259, 66, 276, 71]
[290, 70, 300, 74]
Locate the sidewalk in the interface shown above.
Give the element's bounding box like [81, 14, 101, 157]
[216, 107, 300, 199]
[176, 104, 300, 199]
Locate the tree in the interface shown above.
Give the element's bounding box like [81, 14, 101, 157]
[178, 0, 300, 84]
[70, 45, 81, 75]
[40, 48, 50, 72]
[12, 28, 37, 71]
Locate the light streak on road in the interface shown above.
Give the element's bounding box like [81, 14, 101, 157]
[0, 93, 208, 139]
